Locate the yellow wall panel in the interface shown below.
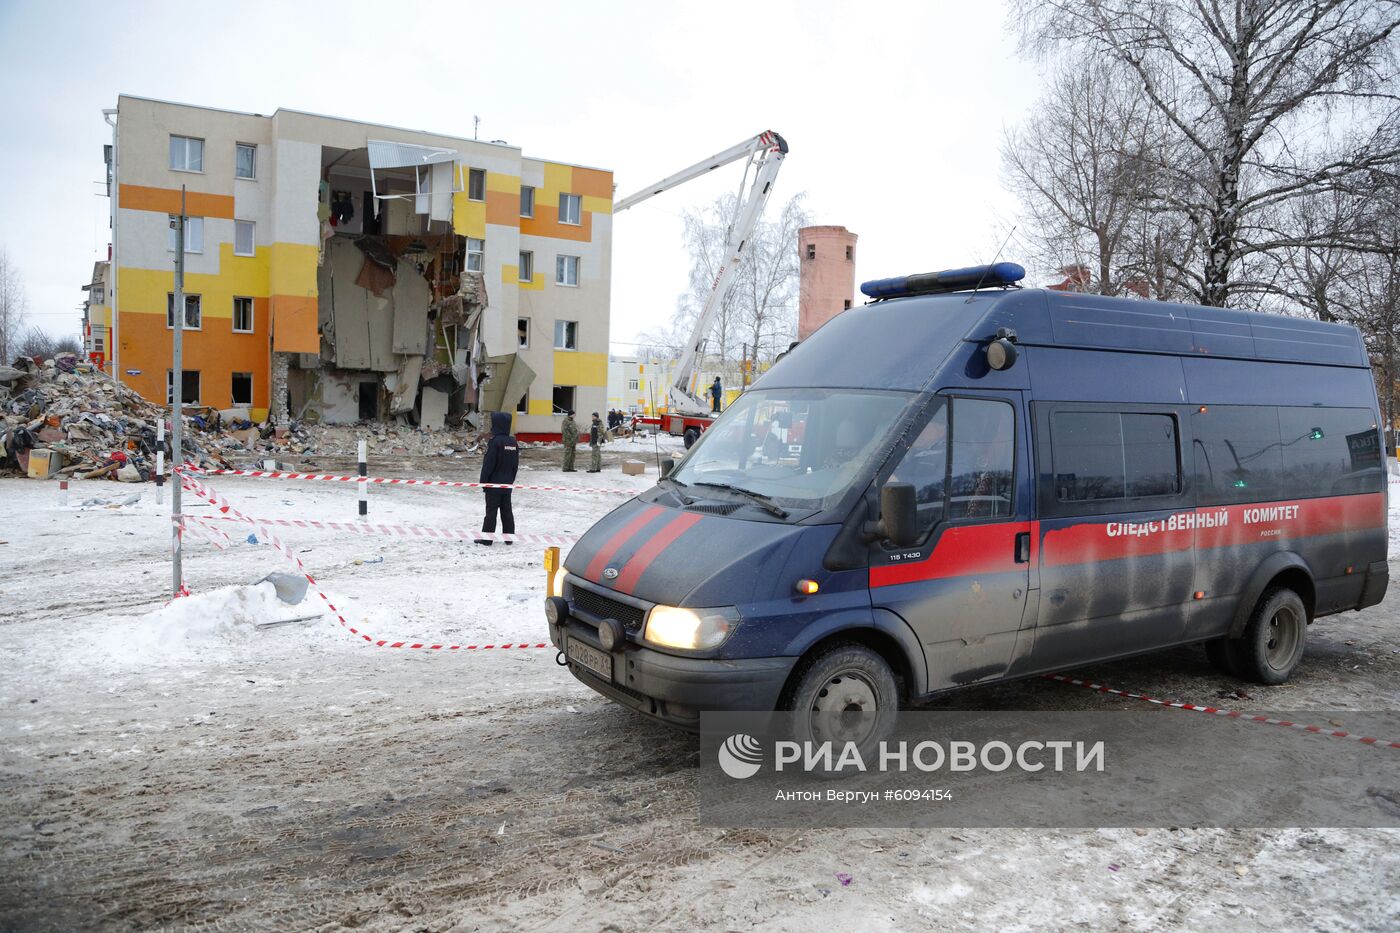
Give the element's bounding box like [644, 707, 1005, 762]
[528, 398, 554, 416]
[453, 195, 487, 239]
[581, 194, 612, 216]
[501, 264, 544, 292]
[553, 350, 608, 387]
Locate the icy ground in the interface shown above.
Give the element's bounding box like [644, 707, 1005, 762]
[1, 453, 1398, 930]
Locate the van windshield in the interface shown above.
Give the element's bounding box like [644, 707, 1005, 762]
[670, 388, 913, 512]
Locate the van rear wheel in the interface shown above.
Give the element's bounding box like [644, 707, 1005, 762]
[781, 644, 898, 764]
[1224, 587, 1308, 685]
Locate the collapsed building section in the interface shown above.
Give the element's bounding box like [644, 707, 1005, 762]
[285, 142, 534, 430]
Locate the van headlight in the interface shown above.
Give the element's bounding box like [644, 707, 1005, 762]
[550, 571, 567, 598]
[643, 605, 739, 651]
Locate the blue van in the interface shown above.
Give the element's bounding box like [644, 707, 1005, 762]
[544, 263, 1388, 735]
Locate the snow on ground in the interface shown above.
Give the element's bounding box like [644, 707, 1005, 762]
[3, 454, 1400, 930]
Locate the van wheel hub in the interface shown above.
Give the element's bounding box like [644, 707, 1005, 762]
[810, 670, 879, 744]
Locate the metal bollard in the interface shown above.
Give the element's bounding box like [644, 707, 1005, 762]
[358, 438, 368, 520]
[57, 479, 68, 507]
[155, 419, 166, 505]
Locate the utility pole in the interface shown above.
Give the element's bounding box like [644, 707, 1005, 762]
[171, 187, 186, 597]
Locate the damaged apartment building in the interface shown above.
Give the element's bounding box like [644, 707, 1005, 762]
[94, 95, 613, 439]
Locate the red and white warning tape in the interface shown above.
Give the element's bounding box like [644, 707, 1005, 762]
[183, 513, 580, 546]
[177, 472, 550, 652]
[1047, 673, 1400, 750]
[182, 462, 633, 497]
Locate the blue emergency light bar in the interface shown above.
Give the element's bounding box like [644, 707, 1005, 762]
[860, 262, 1026, 300]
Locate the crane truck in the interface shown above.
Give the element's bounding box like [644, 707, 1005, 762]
[614, 130, 788, 447]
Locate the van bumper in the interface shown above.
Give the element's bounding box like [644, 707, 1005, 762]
[554, 620, 795, 731]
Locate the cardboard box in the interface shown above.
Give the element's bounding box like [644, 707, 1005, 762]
[27, 448, 63, 479]
[621, 460, 646, 476]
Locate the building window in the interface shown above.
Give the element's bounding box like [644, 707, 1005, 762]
[232, 296, 254, 333]
[467, 168, 486, 201]
[169, 135, 204, 172]
[516, 392, 530, 414]
[466, 237, 484, 272]
[843, 299, 852, 310]
[552, 385, 576, 414]
[805, 243, 816, 260]
[556, 254, 580, 287]
[846, 244, 854, 261]
[554, 320, 578, 350]
[628, 379, 640, 391]
[166, 293, 202, 330]
[559, 193, 582, 225]
[167, 215, 204, 253]
[234, 220, 255, 256]
[166, 369, 201, 405]
[519, 250, 534, 283]
[231, 372, 253, 407]
[518, 317, 530, 348]
[520, 185, 535, 218]
[235, 143, 256, 180]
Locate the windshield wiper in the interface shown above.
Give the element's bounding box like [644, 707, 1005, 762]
[660, 475, 694, 505]
[692, 482, 790, 518]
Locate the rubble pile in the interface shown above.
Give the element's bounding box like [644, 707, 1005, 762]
[0, 355, 546, 480]
[0, 355, 269, 481]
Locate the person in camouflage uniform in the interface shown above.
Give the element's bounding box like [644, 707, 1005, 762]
[588, 412, 604, 472]
[561, 410, 579, 472]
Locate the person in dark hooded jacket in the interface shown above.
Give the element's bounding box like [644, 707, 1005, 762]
[478, 411, 519, 545]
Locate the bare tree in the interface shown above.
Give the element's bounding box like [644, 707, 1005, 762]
[661, 191, 811, 368]
[735, 193, 810, 362]
[0, 248, 24, 361]
[1011, 0, 1400, 307]
[1003, 58, 1193, 297]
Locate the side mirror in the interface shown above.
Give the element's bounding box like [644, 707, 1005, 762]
[659, 458, 675, 479]
[863, 482, 918, 547]
[881, 482, 919, 547]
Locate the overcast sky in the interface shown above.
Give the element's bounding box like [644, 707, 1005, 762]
[0, 0, 1042, 347]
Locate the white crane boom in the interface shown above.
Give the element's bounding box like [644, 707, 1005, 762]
[614, 130, 788, 417]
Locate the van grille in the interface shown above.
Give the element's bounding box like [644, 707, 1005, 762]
[570, 586, 647, 631]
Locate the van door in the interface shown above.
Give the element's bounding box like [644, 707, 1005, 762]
[869, 392, 1034, 690]
[1030, 403, 1195, 668]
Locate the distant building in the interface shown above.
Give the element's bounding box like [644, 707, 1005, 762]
[98, 95, 613, 438]
[797, 225, 857, 341]
[83, 260, 111, 367]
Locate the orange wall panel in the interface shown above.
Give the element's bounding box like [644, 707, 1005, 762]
[570, 167, 613, 199]
[485, 190, 521, 227]
[117, 301, 269, 409]
[119, 184, 236, 219]
[271, 295, 319, 353]
[519, 204, 594, 243]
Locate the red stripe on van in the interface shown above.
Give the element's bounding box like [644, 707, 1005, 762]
[585, 506, 664, 584]
[1041, 492, 1386, 567]
[870, 522, 1034, 588]
[871, 491, 1384, 587]
[611, 512, 705, 594]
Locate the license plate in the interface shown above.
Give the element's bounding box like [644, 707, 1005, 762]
[567, 637, 613, 682]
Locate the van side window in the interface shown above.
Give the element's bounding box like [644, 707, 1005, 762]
[948, 398, 1015, 520]
[1053, 412, 1180, 501]
[1277, 406, 1383, 497]
[1192, 406, 1283, 504]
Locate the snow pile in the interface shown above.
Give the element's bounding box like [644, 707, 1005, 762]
[95, 582, 315, 664]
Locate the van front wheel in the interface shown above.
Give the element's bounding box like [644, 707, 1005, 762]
[782, 644, 899, 760]
[1225, 587, 1308, 685]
